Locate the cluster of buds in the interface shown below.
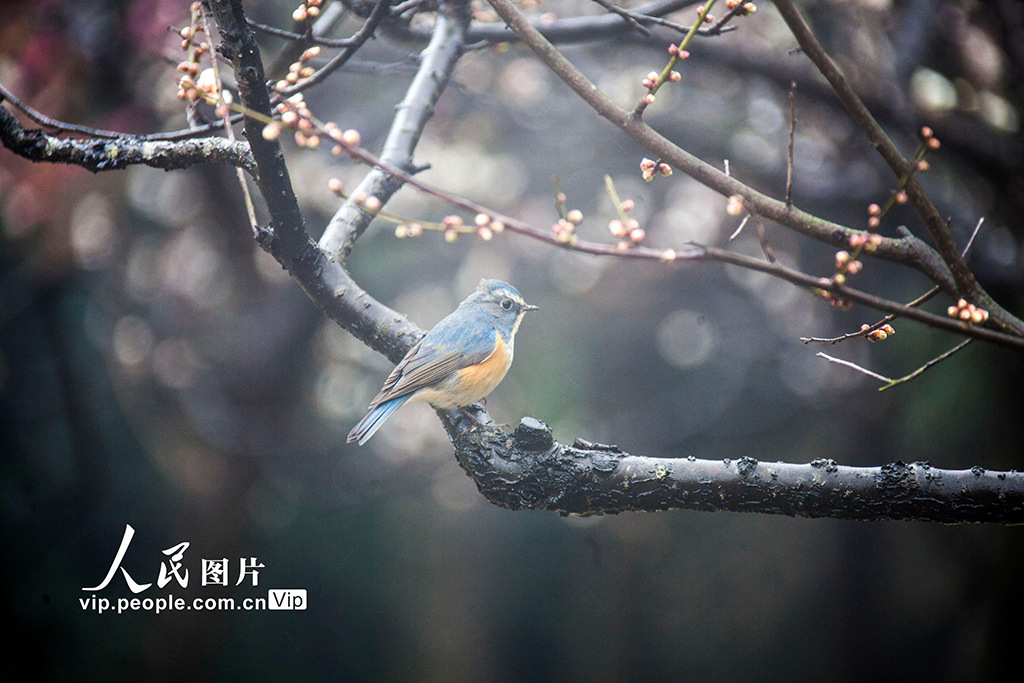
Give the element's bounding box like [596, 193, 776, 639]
[394, 223, 424, 239]
[441, 215, 466, 243]
[849, 232, 883, 252]
[861, 323, 895, 342]
[725, 0, 757, 14]
[696, 4, 716, 22]
[667, 44, 691, 60]
[641, 71, 660, 90]
[474, 213, 504, 241]
[552, 209, 582, 245]
[832, 249, 863, 285]
[920, 126, 941, 150]
[326, 125, 361, 156]
[292, 0, 323, 22]
[817, 287, 853, 310]
[275, 93, 321, 148]
[947, 299, 989, 325]
[640, 158, 673, 182]
[276, 46, 320, 91]
[866, 202, 882, 229]
[609, 200, 645, 248]
[395, 213, 504, 242]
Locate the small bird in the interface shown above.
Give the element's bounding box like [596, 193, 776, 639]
[347, 279, 539, 445]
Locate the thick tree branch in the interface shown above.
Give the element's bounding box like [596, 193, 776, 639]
[205, 0, 425, 365]
[319, 0, 471, 263]
[445, 416, 1024, 523]
[0, 103, 254, 173]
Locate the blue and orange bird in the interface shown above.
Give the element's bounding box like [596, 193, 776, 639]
[347, 280, 539, 445]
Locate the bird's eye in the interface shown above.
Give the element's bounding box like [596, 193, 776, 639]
[500, 299, 514, 310]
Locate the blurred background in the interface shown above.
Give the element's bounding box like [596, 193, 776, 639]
[2, 0, 1023, 680]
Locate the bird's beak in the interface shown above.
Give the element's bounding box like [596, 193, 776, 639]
[523, 304, 540, 312]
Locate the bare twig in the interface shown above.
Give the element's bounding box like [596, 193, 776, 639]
[246, 17, 362, 48]
[879, 339, 974, 390]
[392, 0, 702, 45]
[816, 352, 893, 382]
[801, 218, 986, 345]
[199, 1, 259, 234]
[785, 81, 796, 209]
[755, 215, 776, 262]
[590, 0, 653, 37]
[817, 337, 974, 390]
[727, 214, 749, 241]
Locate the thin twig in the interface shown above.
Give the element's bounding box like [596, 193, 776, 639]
[246, 18, 361, 47]
[200, 2, 259, 234]
[800, 218, 986, 345]
[816, 353, 892, 382]
[785, 81, 796, 209]
[878, 339, 974, 390]
[589, 0, 653, 36]
[755, 215, 776, 262]
[727, 214, 749, 241]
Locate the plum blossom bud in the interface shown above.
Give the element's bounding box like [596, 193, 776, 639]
[262, 122, 282, 141]
[341, 129, 361, 146]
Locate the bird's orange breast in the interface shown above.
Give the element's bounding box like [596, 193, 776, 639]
[416, 332, 513, 409]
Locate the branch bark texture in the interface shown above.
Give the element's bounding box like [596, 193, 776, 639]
[449, 416, 1024, 524]
[0, 104, 254, 173]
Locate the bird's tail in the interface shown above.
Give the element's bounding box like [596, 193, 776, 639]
[347, 395, 411, 445]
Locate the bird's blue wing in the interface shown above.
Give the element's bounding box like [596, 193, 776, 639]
[366, 311, 496, 409]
